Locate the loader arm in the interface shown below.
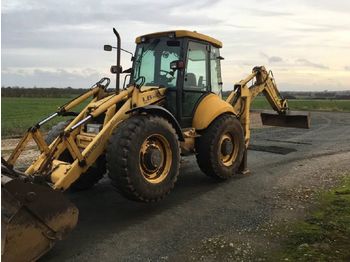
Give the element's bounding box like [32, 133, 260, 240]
[1, 80, 167, 261]
[226, 66, 308, 146]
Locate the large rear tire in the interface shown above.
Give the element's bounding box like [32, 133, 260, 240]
[107, 115, 180, 202]
[46, 120, 106, 191]
[195, 114, 245, 179]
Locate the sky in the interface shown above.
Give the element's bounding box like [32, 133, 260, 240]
[1, 0, 350, 91]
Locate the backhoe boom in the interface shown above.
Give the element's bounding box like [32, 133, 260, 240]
[226, 66, 308, 146]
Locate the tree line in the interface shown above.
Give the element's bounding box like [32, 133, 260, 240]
[222, 90, 350, 100]
[2, 86, 350, 99]
[1, 86, 87, 98]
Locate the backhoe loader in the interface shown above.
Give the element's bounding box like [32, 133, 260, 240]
[1, 28, 310, 261]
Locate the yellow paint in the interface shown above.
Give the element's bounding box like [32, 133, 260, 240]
[7, 55, 296, 192]
[192, 94, 238, 130]
[76, 132, 96, 148]
[133, 86, 167, 107]
[139, 134, 172, 184]
[136, 30, 222, 48]
[50, 160, 71, 183]
[226, 66, 291, 146]
[52, 97, 132, 189]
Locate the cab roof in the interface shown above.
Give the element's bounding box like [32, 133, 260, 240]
[135, 30, 222, 48]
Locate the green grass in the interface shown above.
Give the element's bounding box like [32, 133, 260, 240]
[274, 177, 350, 261]
[1, 97, 87, 138]
[252, 96, 350, 112]
[1, 96, 350, 138]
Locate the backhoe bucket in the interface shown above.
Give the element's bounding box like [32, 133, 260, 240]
[261, 111, 310, 129]
[1, 171, 78, 262]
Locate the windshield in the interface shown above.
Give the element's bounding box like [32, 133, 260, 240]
[132, 37, 181, 88]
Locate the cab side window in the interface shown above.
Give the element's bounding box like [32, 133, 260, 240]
[182, 41, 209, 119]
[210, 47, 223, 96]
[184, 42, 208, 91]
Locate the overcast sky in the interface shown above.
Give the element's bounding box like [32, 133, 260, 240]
[1, 0, 350, 91]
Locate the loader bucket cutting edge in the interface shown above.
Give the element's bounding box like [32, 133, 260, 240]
[1, 171, 79, 262]
[260, 111, 310, 129]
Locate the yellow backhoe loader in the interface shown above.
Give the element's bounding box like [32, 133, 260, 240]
[1, 28, 310, 261]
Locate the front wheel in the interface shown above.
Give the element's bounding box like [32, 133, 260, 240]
[107, 115, 180, 202]
[195, 114, 245, 179]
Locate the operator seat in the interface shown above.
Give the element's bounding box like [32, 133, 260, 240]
[185, 73, 197, 88]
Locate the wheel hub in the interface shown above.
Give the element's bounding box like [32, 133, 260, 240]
[221, 138, 233, 156]
[219, 133, 238, 167]
[144, 147, 162, 170]
[139, 134, 172, 184]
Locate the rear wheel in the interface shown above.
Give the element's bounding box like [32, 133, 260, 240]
[45, 120, 72, 144]
[195, 114, 245, 179]
[107, 115, 180, 202]
[46, 120, 106, 191]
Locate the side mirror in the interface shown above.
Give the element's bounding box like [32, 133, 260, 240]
[110, 65, 122, 74]
[104, 45, 113, 51]
[170, 60, 184, 70]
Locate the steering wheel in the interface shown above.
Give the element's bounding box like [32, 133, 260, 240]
[160, 70, 175, 81]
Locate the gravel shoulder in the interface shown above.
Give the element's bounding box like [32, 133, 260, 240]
[183, 151, 349, 261]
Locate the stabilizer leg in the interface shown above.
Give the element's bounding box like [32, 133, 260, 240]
[237, 148, 250, 176]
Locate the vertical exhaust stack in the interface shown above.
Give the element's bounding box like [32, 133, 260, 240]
[104, 28, 122, 93]
[113, 28, 121, 93]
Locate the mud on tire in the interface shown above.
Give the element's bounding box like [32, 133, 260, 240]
[106, 115, 180, 202]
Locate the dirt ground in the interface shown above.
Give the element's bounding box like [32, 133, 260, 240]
[2, 111, 350, 261]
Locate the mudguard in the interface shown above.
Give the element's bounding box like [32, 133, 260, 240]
[127, 105, 185, 141]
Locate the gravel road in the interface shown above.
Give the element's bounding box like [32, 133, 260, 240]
[6, 111, 350, 261]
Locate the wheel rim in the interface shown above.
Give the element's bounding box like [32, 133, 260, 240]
[219, 132, 239, 167]
[139, 134, 172, 184]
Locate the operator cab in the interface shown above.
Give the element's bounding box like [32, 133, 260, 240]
[132, 30, 223, 127]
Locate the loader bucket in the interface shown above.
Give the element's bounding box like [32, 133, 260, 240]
[260, 111, 310, 129]
[1, 173, 78, 262]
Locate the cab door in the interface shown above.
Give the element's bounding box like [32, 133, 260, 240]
[180, 41, 209, 127]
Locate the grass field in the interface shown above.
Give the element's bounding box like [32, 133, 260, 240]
[1, 97, 87, 138]
[274, 176, 350, 261]
[252, 96, 350, 112]
[1, 96, 349, 138]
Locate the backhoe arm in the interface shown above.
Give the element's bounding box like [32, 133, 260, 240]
[226, 66, 289, 146]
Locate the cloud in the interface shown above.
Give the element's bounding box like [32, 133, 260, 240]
[1, 0, 222, 49]
[288, 24, 349, 33]
[345, 66, 350, 71]
[244, 8, 293, 17]
[298, 0, 350, 13]
[223, 23, 255, 29]
[295, 59, 329, 69]
[1, 67, 102, 88]
[2, 0, 349, 91]
[268, 56, 283, 63]
[260, 52, 284, 63]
